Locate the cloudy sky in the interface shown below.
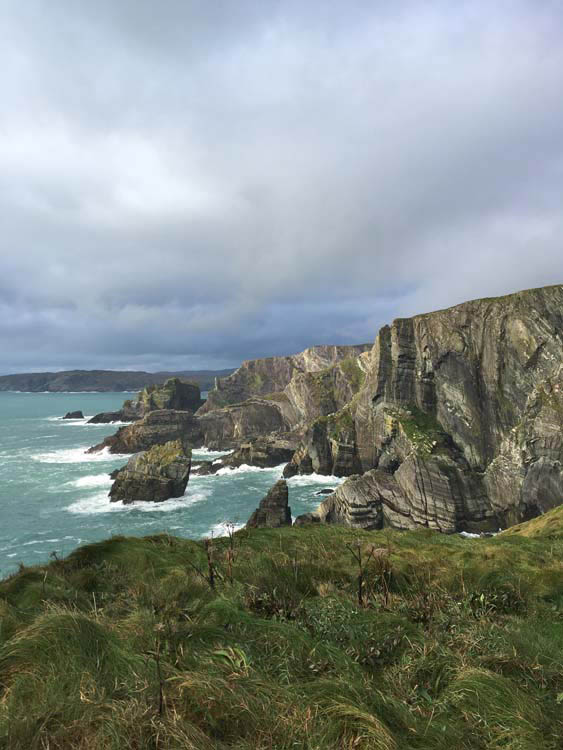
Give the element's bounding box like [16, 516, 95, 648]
[1, 1, 562, 373]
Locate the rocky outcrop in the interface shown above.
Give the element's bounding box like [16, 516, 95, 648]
[221, 436, 297, 469]
[88, 410, 203, 454]
[198, 398, 293, 450]
[63, 411, 84, 420]
[246, 480, 292, 528]
[199, 344, 370, 414]
[137, 378, 203, 413]
[109, 441, 191, 504]
[87, 406, 141, 424]
[299, 285, 563, 531]
[88, 378, 203, 425]
[195, 352, 370, 451]
[283, 407, 362, 477]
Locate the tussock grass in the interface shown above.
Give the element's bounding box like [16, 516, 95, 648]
[0, 513, 562, 749]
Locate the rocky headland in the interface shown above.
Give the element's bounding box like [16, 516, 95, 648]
[88, 377, 203, 424]
[92, 284, 563, 533]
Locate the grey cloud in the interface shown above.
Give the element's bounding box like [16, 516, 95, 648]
[1, 1, 562, 373]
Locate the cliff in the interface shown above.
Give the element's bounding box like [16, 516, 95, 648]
[298, 285, 563, 531]
[198, 344, 371, 413]
[88, 377, 203, 424]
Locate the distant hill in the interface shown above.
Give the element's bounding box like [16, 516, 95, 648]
[0, 369, 235, 393]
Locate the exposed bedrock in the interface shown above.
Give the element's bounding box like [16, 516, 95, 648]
[197, 398, 292, 450]
[295, 285, 563, 530]
[88, 378, 203, 424]
[88, 410, 203, 454]
[63, 411, 84, 420]
[110, 440, 191, 504]
[246, 480, 292, 528]
[221, 436, 297, 469]
[191, 436, 297, 476]
[198, 344, 371, 415]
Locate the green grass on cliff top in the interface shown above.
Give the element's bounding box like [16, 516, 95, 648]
[1, 509, 562, 750]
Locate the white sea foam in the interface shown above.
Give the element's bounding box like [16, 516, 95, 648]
[204, 521, 244, 538]
[68, 474, 112, 489]
[286, 473, 345, 486]
[46, 416, 130, 427]
[31, 446, 130, 464]
[67, 487, 212, 515]
[192, 447, 233, 458]
[214, 463, 286, 476]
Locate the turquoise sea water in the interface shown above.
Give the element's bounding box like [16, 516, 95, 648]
[0, 392, 342, 577]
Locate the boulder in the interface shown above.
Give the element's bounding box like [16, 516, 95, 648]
[63, 411, 84, 420]
[246, 480, 292, 528]
[109, 440, 191, 504]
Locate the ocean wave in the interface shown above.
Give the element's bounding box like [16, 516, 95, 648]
[214, 463, 286, 477]
[286, 473, 345, 486]
[192, 447, 234, 458]
[67, 474, 113, 489]
[31, 447, 131, 464]
[67, 487, 212, 515]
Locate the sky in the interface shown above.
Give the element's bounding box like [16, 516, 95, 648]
[1, 1, 562, 373]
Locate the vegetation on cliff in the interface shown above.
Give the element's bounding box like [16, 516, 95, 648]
[0, 508, 562, 749]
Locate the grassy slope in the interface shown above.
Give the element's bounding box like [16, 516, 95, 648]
[0, 511, 562, 750]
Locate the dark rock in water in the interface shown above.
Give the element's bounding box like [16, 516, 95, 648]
[88, 410, 203, 454]
[315, 488, 335, 496]
[246, 480, 292, 528]
[221, 436, 297, 469]
[109, 440, 191, 504]
[88, 409, 139, 424]
[63, 411, 84, 420]
[191, 460, 220, 476]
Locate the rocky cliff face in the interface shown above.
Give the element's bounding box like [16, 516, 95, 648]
[195, 352, 371, 450]
[88, 377, 203, 425]
[299, 285, 563, 531]
[198, 344, 370, 414]
[88, 410, 203, 454]
[110, 441, 191, 504]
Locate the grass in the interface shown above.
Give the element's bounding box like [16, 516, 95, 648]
[0, 513, 562, 749]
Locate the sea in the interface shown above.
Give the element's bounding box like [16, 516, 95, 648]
[0, 391, 343, 577]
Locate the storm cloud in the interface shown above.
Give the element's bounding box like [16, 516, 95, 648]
[1, 1, 562, 372]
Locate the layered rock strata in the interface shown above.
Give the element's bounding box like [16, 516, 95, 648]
[298, 285, 563, 531]
[199, 344, 370, 414]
